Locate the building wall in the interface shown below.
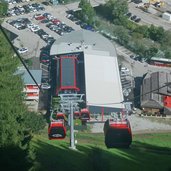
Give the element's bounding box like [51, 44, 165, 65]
[143, 108, 160, 114]
[24, 84, 40, 100]
[141, 71, 171, 115]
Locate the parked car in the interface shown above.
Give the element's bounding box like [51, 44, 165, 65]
[75, 20, 83, 25]
[43, 12, 51, 17]
[42, 1, 50, 6]
[83, 25, 95, 31]
[27, 23, 35, 29]
[130, 55, 136, 60]
[30, 25, 40, 32]
[134, 18, 141, 23]
[18, 47, 28, 54]
[51, 19, 61, 24]
[66, 10, 75, 15]
[126, 12, 132, 17]
[46, 37, 55, 45]
[41, 78, 49, 83]
[41, 83, 51, 89]
[34, 13, 45, 20]
[131, 15, 137, 20]
[41, 19, 49, 23]
[17, 25, 27, 30]
[121, 67, 129, 73]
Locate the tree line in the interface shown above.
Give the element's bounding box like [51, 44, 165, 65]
[0, 2, 46, 170]
[78, 0, 171, 60]
[0, 31, 46, 170]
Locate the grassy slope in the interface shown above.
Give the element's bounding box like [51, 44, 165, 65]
[32, 131, 171, 171]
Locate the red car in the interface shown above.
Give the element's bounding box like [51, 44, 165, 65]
[51, 19, 61, 24]
[34, 14, 45, 20]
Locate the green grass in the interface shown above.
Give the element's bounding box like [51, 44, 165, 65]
[32, 131, 171, 171]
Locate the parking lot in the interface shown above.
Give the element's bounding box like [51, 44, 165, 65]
[2, 1, 82, 60]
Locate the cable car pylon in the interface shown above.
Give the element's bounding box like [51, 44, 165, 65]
[49, 94, 85, 150]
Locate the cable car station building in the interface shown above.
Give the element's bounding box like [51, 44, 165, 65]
[50, 30, 124, 114]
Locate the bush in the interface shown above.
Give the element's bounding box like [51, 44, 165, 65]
[23, 112, 46, 134]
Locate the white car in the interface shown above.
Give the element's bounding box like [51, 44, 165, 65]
[41, 83, 51, 90]
[47, 15, 55, 20]
[121, 67, 129, 72]
[30, 25, 40, 32]
[27, 23, 35, 29]
[18, 47, 28, 54]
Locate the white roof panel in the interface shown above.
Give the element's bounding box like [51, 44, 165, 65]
[84, 53, 124, 109]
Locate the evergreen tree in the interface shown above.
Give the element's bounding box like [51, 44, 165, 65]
[0, 29, 45, 170]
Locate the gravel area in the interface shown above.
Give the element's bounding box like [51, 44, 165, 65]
[91, 115, 171, 134]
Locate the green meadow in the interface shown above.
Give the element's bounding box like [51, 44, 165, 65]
[32, 131, 171, 171]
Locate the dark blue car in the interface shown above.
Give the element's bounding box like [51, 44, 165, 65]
[83, 25, 95, 32]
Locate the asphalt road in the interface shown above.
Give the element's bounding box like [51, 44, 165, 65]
[87, 0, 171, 30]
[91, 114, 171, 134]
[128, 2, 171, 30]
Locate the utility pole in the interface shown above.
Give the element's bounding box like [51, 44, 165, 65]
[69, 101, 76, 150]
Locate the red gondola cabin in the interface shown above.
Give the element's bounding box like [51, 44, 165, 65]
[56, 112, 66, 120]
[104, 119, 132, 148]
[74, 111, 80, 119]
[56, 112, 67, 125]
[80, 108, 90, 121]
[48, 121, 66, 140]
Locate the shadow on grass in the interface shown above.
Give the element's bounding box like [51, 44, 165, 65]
[34, 138, 171, 171]
[0, 145, 32, 171]
[132, 141, 171, 155]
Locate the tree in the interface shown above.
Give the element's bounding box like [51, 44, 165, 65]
[79, 0, 96, 25]
[23, 112, 46, 133]
[0, 0, 8, 17]
[148, 25, 165, 42]
[160, 30, 171, 47]
[144, 47, 158, 59]
[79, 0, 87, 8]
[104, 0, 128, 24]
[0, 30, 45, 170]
[164, 47, 171, 59]
[134, 25, 149, 37]
[113, 25, 130, 45]
[131, 32, 144, 39]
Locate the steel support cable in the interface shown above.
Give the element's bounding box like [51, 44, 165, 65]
[0, 24, 41, 90]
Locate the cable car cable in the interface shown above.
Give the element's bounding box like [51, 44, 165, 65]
[0, 24, 41, 90]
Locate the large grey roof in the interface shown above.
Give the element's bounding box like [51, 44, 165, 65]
[16, 69, 42, 85]
[50, 30, 124, 110]
[50, 30, 117, 56]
